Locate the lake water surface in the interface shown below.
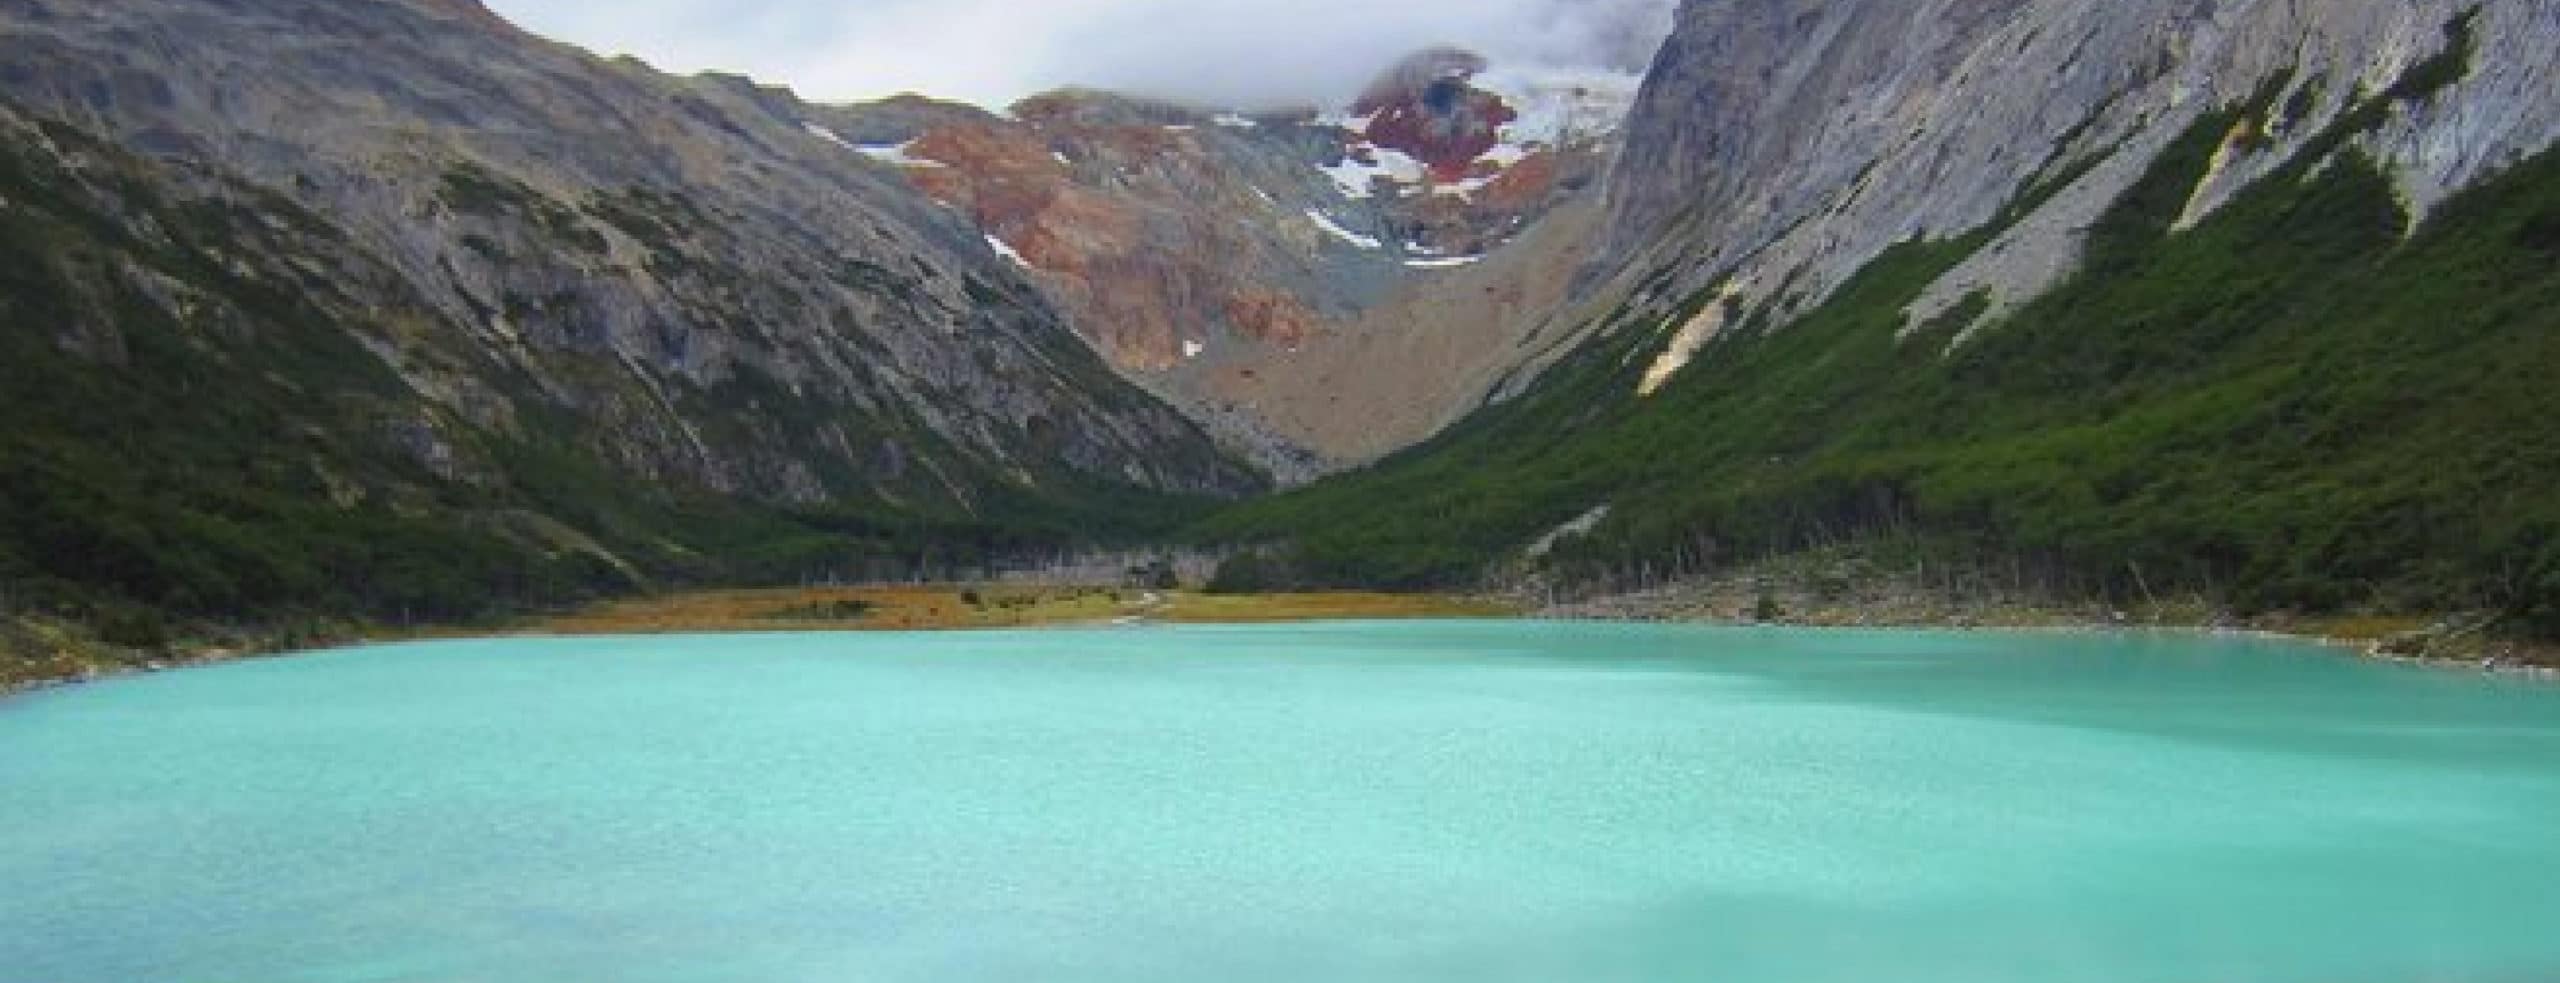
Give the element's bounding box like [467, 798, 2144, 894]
[6, 621, 2560, 982]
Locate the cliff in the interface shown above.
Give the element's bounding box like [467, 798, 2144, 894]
[1199, 0, 2560, 636]
[1597, 0, 2559, 387]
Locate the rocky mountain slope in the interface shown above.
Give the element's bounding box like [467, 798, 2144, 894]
[811, 49, 1644, 476]
[1201, 0, 2560, 634]
[11, 0, 2551, 644]
[1597, 0, 2559, 391]
[0, 0, 1260, 627]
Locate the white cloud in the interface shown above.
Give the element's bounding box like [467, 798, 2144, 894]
[483, 0, 1673, 109]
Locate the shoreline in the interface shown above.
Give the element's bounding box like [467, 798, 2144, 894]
[9, 585, 2553, 701]
[1531, 581, 2560, 680]
[1549, 605, 2560, 679]
[1, 586, 1511, 699]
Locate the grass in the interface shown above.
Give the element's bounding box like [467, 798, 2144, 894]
[7, 585, 1512, 692]
[528, 585, 1515, 635]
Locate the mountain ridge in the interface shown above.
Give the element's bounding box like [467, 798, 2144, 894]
[2, 0, 2555, 665]
[0, 0, 1262, 636]
[809, 49, 1643, 477]
[1592, 0, 2558, 383]
[1195, 0, 2560, 638]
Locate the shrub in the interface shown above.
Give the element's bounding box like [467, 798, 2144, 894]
[93, 604, 169, 651]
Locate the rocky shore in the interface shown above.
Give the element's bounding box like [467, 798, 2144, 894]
[0, 614, 370, 701]
[1527, 570, 2559, 680]
[11, 576, 2552, 704]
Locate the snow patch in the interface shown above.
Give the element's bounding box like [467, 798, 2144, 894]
[1430, 175, 1500, 199]
[1212, 113, 1259, 129]
[1182, 339, 1205, 359]
[1303, 209, 1383, 250]
[983, 234, 1032, 269]
[864, 142, 947, 168]
[1316, 110, 1380, 136]
[1296, 67, 1628, 204]
[1474, 67, 1643, 147]
[803, 122, 856, 150]
[1404, 255, 1484, 269]
[803, 124, 954, 169]
[1319, 145, 1428, 199]
[845, 139, 948, 171]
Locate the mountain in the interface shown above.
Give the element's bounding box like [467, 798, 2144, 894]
[7, 0, 2554, 649]
[0, 0, 1260, 629]
[1596, 0, 2557, 381]
[1199, 0, 2560, 634]
[814, 49, 1643, 476]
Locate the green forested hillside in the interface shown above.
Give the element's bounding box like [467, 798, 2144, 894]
[0, 118, 1222, 642]
[1197, 91, 2560, 635]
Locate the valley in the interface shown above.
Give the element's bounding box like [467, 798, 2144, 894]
[6, 3, 2560, 977]
[2, 0, 2557, 687]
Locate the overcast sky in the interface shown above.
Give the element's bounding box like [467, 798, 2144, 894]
[483, 0, 1677, 109]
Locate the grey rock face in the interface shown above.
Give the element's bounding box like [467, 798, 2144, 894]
[809, 67, 1627, 478]
[1596, 0, 2559, 386]
[0, 0, 1262, 504]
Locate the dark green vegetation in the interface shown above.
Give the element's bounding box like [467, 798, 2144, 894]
[4, 0, 2551, 670]
[0, 116, 1230, 663]
[1200, 51, 2560, 638]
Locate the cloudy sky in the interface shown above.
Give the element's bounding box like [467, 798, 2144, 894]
[483, 0, 1676, 109]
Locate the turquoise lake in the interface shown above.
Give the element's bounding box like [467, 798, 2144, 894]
[5, 621, 2560, 982]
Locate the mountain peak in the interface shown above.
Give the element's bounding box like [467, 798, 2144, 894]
[1352, 47, 1491, 113]
[1346, 47, 1514, 182]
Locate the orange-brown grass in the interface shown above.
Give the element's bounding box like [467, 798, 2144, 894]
[528, 586, 1515, 636]
[531, 585, 1117, 635]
